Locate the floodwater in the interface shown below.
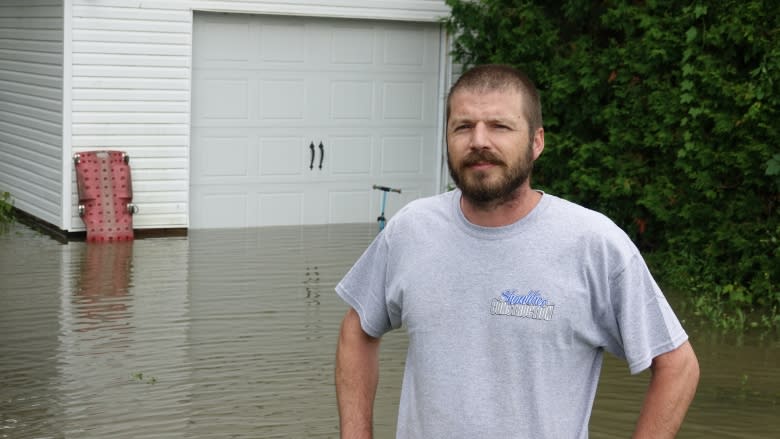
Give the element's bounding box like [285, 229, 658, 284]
[0, 222, 778, 438]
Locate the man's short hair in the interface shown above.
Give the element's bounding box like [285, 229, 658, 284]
[446, 64, 543, 133]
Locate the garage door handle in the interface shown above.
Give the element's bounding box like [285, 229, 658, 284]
[318, 142, 324, 169]
[309, 142, 315, 170]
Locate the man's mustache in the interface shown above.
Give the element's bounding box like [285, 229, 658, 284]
[460, 150, 506, 167]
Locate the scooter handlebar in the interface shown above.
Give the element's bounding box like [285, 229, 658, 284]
[372, 184, 402, 194]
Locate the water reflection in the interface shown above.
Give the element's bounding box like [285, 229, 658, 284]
[73, 242, 133, 337]
[53, 234, 191, 438]
[0, 222, 778, 438]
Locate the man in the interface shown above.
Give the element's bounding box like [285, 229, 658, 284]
[335, 64, 699, 438]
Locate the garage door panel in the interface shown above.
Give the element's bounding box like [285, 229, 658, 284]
[257, 192, 304, 226]
[330, 80, 374, 120]
[327, 135, 373, 176]
[260, 22, 306, 63]
[327, 188, 372, 224]
[259, 137, 307, 177]
[383, 28, 429, 66]
[195, 79, 249, 119]
[195, 191, 249, 229]
[331, 26, 376, 65]
[196, 18, 252, 63]
[259, 78, 306, 119]
[380, 136, 423, 175]
[382, 81, 424, 119]
[193, 136, 250, 179]
[318, 129, 434, 181]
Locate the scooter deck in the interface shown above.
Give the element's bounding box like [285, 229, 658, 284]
[74, 150, 135, 242]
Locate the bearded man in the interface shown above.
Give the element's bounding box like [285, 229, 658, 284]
[335, 64, 699, 439]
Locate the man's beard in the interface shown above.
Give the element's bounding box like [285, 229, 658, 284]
[448, 144, 534, 205]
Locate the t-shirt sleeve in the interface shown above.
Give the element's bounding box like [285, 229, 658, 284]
[604, 254, 689, 374]
[335, 231, 398, 338]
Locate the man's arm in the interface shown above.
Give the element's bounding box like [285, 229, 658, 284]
[336, 308, 382, 439]
[633, 340, 700, 438]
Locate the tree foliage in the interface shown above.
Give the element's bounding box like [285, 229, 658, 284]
[445, 0, 779, 327]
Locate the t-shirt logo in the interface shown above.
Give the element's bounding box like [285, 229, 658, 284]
[490, 289, 555, 321]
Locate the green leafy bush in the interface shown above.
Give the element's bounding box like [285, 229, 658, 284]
[0, 191, 14, 226]
[445, 0, 779, 329]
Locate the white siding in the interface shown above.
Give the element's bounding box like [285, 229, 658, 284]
[68, 0, 449, 230]
[69, 1, 190, 230]
[0, 0, 64, 227]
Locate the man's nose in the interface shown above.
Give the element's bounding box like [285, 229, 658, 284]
[469, 122, 489, 149]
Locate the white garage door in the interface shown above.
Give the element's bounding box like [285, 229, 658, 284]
[190, 13, 443, 228]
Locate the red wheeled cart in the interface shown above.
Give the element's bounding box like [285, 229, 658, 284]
[74, 151, 138, 242]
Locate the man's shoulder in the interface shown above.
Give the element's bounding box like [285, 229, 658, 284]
[544, 194, 615, 225]
[384, 190, 456, 234]
[395, 190, 455, 219]
[543, 194, 633, 244]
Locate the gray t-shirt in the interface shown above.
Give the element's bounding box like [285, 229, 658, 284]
[336, 190, 688, 438]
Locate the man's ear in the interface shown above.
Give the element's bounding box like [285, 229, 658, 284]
[532, 127, 545, 160]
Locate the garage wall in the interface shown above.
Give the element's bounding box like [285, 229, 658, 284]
[69, 1, 192, 230]
[0, 0, 64, 227]
[68, 0, 449, 231]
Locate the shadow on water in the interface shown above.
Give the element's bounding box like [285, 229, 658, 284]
[0, 222, 778, 438]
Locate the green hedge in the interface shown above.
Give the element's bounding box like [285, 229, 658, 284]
[445, 0, 779, 330]
[0, 191, 13, 227]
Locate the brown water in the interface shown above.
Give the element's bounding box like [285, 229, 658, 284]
[0, 222, 777, 438]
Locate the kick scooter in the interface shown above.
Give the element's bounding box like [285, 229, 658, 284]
[372, 184, 402, 231]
